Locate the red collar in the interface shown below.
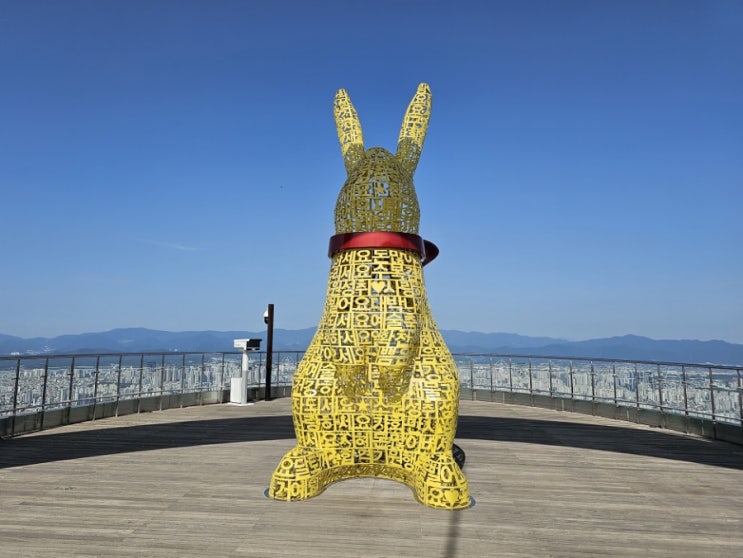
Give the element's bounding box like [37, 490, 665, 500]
[328, 231, 439, 266]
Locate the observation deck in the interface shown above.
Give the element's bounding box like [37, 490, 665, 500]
[2, 397, 742, 557]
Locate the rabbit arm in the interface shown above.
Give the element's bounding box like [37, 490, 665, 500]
[396, 83, 432, 175]
[334, 89, 365, 174]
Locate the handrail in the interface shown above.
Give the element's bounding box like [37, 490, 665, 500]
[451, 354, 742, 424]
[1, 351, 741, 441]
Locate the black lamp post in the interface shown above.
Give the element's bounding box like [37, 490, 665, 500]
[263, 304, 274, 401]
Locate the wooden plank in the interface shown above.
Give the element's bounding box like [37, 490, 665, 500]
[0, 399, 742, 557]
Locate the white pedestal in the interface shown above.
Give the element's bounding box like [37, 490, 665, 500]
[230, 377, 244, 404]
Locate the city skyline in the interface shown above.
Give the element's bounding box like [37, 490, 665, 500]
[2, 1, 741, 343]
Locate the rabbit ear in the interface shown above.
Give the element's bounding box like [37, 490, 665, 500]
[397, 83, 432, 174]
[334, 89, 365, 174]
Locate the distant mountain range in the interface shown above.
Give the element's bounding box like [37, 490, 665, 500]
[1, 328, 741, 366]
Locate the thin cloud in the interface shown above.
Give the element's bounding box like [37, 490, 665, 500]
[144, 240, 200, 252]
[74, 274, 133, 285]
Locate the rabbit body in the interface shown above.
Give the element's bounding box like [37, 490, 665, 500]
[268, 84, 470, 509]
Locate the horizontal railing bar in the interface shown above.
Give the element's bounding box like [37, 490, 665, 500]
[2, 350, 741, 371]
[450, 352, 742, 371]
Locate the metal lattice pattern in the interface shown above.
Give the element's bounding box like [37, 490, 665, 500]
[269, 84, 470, 509]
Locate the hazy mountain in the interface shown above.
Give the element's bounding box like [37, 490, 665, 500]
[0, 328, 315, 356]
[1, 328, 741, 366]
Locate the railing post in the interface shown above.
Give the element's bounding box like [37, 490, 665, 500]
[590, 361, 596, 404]
[92, 355, 101, 421]
[708, 367, 716, 422]
[469, 358, 474, 400]
[66, 356, 76, 425]
[180, 354, 186, 406]
[137, 354, 144, 414]
[489, 357, 494, 398]
[681, 365, 689, 418]
[528, 358, 533, 398]
[508, 358, 513, 393]
[159, 354, 166, 411]
[569, 360, 575, 401]
[548, 359, 554, 395]
[612, 363, 617, 407]
[115, 355, 123, 417]
[737, 368, 742, 430]
[634, 363, 641, 419]
[258, 351, 265, 389]
[219, 353, 226, 395]
[199, 353, 206, 405]
[39, 357, 50, 430]
[656, 364, 664, 416]
[11, 358, 21, 435]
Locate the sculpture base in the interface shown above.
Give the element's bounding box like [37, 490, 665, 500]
[268, 444, 470, 510]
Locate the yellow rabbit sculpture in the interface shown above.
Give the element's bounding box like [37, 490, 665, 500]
[268, 83, 470, 509]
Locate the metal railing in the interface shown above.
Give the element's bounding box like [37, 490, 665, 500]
[0, 350, 301, 437]
[453, 354, 742, 442]
[454, 354, 742, 423]
[1, 351, 741, 442]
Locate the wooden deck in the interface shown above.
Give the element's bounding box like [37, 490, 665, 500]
[1, 399, 742, 557]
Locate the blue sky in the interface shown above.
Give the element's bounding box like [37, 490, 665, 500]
[1, 0, 741, 342]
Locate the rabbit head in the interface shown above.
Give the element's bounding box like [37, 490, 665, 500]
[333, 83, 432, 235]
